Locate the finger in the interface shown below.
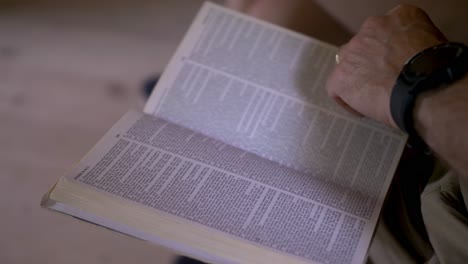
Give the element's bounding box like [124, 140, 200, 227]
[386, 4, 438, 30]
[386, 4, 405, 15]
[334, 43, 348, 67]
[332, 96, 364, 118]
[386, 4, 447, 45]
[386, 3, 420, 16]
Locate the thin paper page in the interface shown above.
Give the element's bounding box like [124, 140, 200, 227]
[69, 111, 384, 264]
[144, 2, 406, 210]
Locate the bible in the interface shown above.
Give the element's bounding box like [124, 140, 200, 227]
[41, 2, 407, 264]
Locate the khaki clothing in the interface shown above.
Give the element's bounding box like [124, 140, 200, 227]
[369, 159, 468, 264]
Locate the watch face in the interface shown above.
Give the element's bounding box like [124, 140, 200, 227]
[406, 44, 463, 77]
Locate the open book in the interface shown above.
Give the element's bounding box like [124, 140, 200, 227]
[42, 2, 407, 264]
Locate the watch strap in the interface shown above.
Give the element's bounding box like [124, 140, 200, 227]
[391, 42, 468, 148]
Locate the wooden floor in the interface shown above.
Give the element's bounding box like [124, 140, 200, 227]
[0, 1, 204, 263]
[1, 1, 466, 264]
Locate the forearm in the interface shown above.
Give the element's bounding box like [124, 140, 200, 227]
[415, 75, 468, 178]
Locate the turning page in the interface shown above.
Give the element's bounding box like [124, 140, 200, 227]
[144, 2, 405, 184]
[145, 0, 406, 254]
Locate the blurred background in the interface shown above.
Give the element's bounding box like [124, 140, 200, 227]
[1, 1, 466, 264]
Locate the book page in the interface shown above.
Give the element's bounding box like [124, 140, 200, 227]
[68, 111, 388, 264]
[144, 2, 406, 249]
[144, 2, 406, 186]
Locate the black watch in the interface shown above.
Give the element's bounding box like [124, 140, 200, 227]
[390, 42, 468, 148]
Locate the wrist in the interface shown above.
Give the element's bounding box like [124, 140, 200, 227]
[414, 75, 468, 149]
[390, 42, 468, 149]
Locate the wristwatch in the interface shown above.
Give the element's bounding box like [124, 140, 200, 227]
[390, 42, 468, 148]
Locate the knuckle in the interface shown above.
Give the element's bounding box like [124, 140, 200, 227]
[326, 69, 343, 95]
[408, 5, 429, 20]
[390, 4, 426, 17]
[387, 4, 432, 28]
[326, 85, 335, 96]
[335, 43, 350, 65]
[343, 36, 362, 55]
[394, 3, 416, 11]
[361, 15, 384, 30]
[336, 43, 347, 56]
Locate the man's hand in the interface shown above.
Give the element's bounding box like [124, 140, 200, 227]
[326, 4, 446, 128]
